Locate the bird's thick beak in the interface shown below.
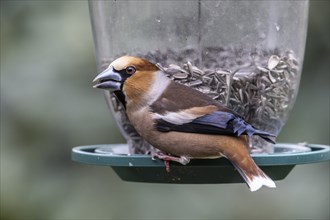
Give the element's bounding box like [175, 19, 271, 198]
[92, 66, 123, 91]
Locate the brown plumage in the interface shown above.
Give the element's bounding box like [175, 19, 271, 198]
[93, 56, 276, 191]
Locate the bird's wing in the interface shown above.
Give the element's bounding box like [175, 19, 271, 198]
[151, 81, 229, 111]
[150, 81, 275, 143]
[149, 81, 223, 124]
[148, 80, 238, 127]
[155, 110, 276, 144]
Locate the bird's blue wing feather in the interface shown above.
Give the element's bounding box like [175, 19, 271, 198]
[155, 111, 276, 144]
[192, 111, 235, 128]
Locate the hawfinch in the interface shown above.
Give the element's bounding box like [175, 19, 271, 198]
[93, 56, 276, 191]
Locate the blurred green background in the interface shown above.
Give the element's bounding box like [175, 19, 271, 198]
[1, 1, 329, 219]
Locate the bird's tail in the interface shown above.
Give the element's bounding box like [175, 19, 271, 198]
[231, 158, 276, 192]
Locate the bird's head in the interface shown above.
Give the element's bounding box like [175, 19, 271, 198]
[93, 56, 159, 92]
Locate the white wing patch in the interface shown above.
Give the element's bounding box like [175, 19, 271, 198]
[153, 105, 218, 125]
[153, 110, 199, 125]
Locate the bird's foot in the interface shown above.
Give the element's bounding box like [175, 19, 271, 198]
[152, 153, 190, 173]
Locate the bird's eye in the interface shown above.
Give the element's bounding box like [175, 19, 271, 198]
[126, 66, 136, 74]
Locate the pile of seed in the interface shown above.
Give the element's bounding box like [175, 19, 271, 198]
[101, 47, 300, 153]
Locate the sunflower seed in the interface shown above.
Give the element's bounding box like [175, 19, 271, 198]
[257, 66, 269, 72]
[268, 71, 277, 83]
[268, 55, 280, 69]
[187, 79, 203, 87]
[173, 72, 189, 79]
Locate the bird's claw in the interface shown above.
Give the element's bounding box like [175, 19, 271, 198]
[152, 153, 191, 173]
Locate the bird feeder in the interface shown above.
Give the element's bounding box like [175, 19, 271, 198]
[72, 0, 329, 184]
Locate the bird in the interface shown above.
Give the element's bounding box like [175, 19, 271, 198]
[93, 56, 276, 191]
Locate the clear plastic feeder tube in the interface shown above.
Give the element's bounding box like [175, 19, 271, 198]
[89, 0, 309, 153]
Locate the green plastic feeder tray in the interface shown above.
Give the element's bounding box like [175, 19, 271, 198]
[71, 143, 329, 184]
